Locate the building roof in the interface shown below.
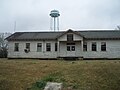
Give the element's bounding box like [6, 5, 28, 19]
[80, 30, 120, 40]
[6, 30, 120, 41]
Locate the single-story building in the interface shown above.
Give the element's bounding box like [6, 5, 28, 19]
[6, 29, 120, 59]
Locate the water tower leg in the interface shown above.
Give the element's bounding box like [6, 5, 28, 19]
[54, 17, 56, 31]
[50, 18, 52, 30]
[57, 17, 59, 31]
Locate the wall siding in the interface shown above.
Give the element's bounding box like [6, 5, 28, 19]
[8, 41, 57, 58]
[59, 41, 82, 57]
[83, 40, 120, 58]
[7, 33, 120, 59]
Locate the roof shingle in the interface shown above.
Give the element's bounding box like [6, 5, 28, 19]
[6, 30, 120, 41]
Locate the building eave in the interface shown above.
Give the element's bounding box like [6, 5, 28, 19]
[56, 29, 85, 39]
[7, 38, 57, 41]
[85, 38, 120, 40]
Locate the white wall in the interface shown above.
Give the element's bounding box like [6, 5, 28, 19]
[83, 40, 120, 58]
[59, 41, 82, 57]
[8, 41, 58, 58]
[7, 39, 120, 59]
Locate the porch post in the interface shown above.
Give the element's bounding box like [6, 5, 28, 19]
[57, 41, 60, 57]
[43, 40, 45, 53]
[81, 40, 83, 51]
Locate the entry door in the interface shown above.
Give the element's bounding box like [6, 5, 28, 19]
[66, 43, 76, 56]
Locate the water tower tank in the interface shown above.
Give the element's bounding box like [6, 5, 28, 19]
[49, 10, 60, 31]
[50, 10, 60, 17]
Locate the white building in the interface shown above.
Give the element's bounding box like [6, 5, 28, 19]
[6, 29, 120, 59]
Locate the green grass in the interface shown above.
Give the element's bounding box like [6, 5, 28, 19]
[0, 59, 120, 90]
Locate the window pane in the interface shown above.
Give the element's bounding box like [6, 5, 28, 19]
[67, 34, 73, 41]
[14, 43, 19, 51]
[37, 43, 42, 52]
[83, 42, 87, 51]
[46, 43, 51, 51]
[101, 42, 106, 51]
[92, 42, 97, 51]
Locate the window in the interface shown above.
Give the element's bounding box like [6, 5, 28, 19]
[37, 43, 42, 52]
[14, 43, 19, 51]
[83, 42, 87, 51]
[55, 43, 57, 51]
[92, 42, 97, 51]
[67, 43, 75, 51]
[67, 34, 73, 41]
[26, 43, 30, 51]
[101, 42, 106, 51]
[67, 43, 75, 45]
[67, 46, 71, 51]
[71, 46, 75, 51]
[46, 43, 51, 51]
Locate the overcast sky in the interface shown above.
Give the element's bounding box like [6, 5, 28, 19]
[0, 0, 120, 33]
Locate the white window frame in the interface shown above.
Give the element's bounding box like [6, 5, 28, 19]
[46, 43, 51, 52]
[101, 42, 106, 51]
[92, 42, 97, 51]
[37, 43, 42, 52]
[14, 43, 19, 52]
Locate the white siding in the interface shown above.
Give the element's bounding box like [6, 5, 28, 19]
[7, 29, 120, 59]
[59, 41, 82, 57]
[83, 40, 120, 58]
[7, 39, 120, 59]
[8, 41, 57, 58]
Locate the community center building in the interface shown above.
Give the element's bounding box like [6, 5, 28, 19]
[6, 29, 120, 59]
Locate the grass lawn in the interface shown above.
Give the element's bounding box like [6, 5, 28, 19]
[0, 58, 120, 90]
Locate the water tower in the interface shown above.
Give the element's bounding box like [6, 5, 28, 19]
[50, 10, 60, 31]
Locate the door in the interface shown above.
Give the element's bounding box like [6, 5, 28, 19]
[66, 43, 76, 56]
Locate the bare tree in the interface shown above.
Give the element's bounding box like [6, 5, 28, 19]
[115, 25, 120, 30]
[0, 33, 11, 58]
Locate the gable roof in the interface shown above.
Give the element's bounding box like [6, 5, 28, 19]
[56, 29, 84, 39]
[6, 30, 120, 41]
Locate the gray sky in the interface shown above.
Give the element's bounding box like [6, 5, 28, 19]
[0, 0, 120, 33]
